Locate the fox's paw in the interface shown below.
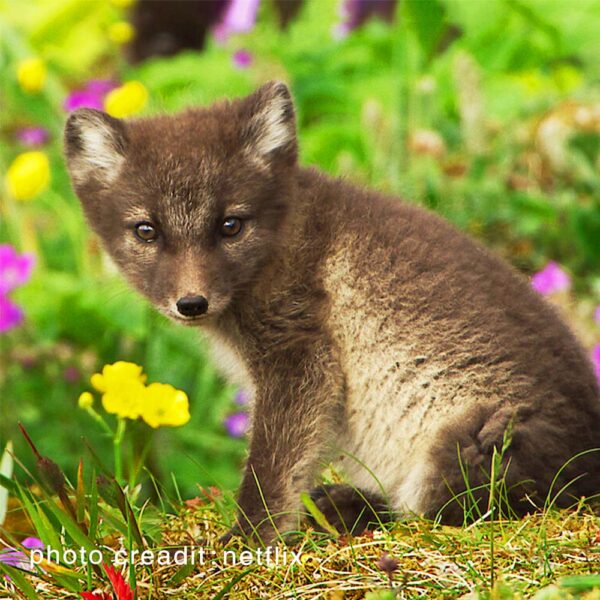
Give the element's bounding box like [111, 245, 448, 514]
[308, 484, 394, 535]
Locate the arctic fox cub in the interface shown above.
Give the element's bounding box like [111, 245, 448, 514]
[65, 82, 600, 541]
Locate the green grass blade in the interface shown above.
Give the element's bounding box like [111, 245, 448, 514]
[0, 563, 39, 600]
[300, 491, 338, 536]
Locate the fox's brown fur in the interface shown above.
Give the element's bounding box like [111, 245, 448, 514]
[65, 82, 600, 541]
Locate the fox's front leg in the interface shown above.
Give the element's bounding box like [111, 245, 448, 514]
[231, 342, 344, 544]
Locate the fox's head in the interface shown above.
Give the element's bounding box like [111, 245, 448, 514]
[64, 81, 297, 324]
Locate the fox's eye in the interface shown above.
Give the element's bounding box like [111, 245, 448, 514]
[221, 217, 243, 237]
[134, 222, 158, 242]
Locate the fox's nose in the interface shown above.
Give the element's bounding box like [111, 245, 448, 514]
[176, 295, 208, 317]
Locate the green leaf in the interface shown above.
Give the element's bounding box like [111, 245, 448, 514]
[42, 495, 96, 553]
[0, 563, 39, 600]
[403, 0, 447, 59]
[300, 491, 338, 536]
[17, 486, 63, 554]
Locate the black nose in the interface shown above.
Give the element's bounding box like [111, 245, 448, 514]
[176, 295, 208, 317]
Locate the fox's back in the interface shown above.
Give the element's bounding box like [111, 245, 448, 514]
[305, 170, 600, 512]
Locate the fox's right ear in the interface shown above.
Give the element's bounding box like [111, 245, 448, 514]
[64, 109, 128, 187]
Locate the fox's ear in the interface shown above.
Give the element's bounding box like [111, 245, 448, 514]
[241, 81, 297, 168]
[64, 109, 128, 187]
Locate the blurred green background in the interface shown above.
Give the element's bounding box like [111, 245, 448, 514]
[1, 0, 599, 501]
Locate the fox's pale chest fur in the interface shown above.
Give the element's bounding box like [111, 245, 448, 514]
[65, 81, 600, 541]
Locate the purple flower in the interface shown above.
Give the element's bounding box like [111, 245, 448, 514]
[234, 389, 250, 406]
[0, 537, 43, 572]
[531, 261, 571, 295]
[63, 89, 104, 111]
[0, 245, 35, 295]
[22, 537, 44, 550]
[63, 79, 119, 112]
[233, 49, 253, 69]
[224, 411, 249, 437]
[0, 549, 27, 568]
[0, 296, 24, 333]
[16, 126, 49, 147]
[0, 245, 34, 334]
[213, 0, 260, 43]
[334, 0, 397, 38]
[593, 345, 600, 385]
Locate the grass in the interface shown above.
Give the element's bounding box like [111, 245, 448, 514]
[1, 430, 600, 599]
[3, 498, 600, 598]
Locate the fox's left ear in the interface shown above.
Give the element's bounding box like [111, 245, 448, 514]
[241, 81, 297, 168]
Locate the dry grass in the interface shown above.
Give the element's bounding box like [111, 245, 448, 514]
[7, 502, 598, 599]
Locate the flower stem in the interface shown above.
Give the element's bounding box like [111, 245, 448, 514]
[85, 407, 113, 436]
[114, 418, 126, 483]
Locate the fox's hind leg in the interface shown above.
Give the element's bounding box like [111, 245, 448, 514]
[420, 401, 600, 524]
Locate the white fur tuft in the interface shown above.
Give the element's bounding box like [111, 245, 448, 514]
[253, 94, 293, 158]
[75, 122, 124, 184]
[67, 113, 125, 185]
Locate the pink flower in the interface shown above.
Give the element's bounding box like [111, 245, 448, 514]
[594, 305, 600, 325]
[64, 90, 104, 111]
[22, 537, 44, 550]
[531, 261, 571, 295]
[0, 244, 35, 295]
[213, 0, 260, 43]
[224, 411, 249, 437]
[0, 245, 35, 334]
[16, 126, 49, 147]
[64, 79, 118, 112]
[233, 49, 253, 69]
[0, 296, 23, 333]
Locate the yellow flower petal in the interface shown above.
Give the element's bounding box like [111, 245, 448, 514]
[108, 21, 135, 44]
[17, 58, 46, 93]
[102, 379, 146, 419]
[104, 81, 148, 118]
[78, 392, 94, 409]
[6, 151, 50, 201]
[141, 383, 190, 429]
[91, 361, 146, 393]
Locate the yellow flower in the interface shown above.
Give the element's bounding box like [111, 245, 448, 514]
[104, 81, 148, 118]
[141, 383, 190, 429]
[78, 392, 94, 409]
[90, 360, 147, 393]
[102, 378, 146, 419]
[17, 58, 46, 93]
[6, 151, 50, 200]
[88, 361, 189, 426]
[108, 21, 135, 44]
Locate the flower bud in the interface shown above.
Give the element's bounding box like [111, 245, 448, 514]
[78, 392, 94, 409]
